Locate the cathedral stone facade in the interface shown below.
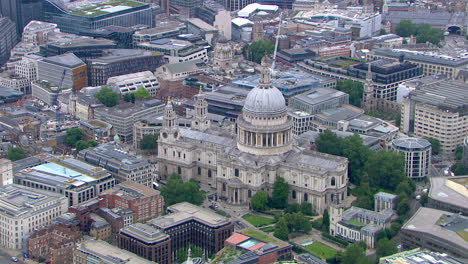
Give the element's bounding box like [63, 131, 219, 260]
[157, 58, 348, 214]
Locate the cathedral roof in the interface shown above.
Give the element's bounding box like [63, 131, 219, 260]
[243, 57, 287, 116]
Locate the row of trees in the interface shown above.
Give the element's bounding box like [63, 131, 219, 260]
[395, 20, 445, 46]
[94, 87, 151, 107]
[66, 128, 98, 151]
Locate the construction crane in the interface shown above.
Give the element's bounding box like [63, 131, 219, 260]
[53, 69, 67, 130]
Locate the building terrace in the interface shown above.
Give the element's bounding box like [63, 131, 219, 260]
[69, 0, 146, 17]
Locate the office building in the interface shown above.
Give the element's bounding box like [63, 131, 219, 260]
[401, 81, 468, 152]
[0, 159, 13, 186]
[400, 207, 468, 258]
[0, 73, 30, 94]
[379, 248, 465, 264]
[94, 99, 164, 143]
[43, 0, 154, 35]
[0, 184, 68, 249]
[0, 16, 17, 65]
[290, 88, 349, 115]
[187, 18, 219, 45]
[427, 177, 468, 216]
[133, 22, 187, 44]
[391, 137, 431, 179]
[300, 58, 422, 101]
[89, 213, 112, 240]
[37, 53, 88, 90]
[74, 239, 155, 264]
[15, 56, 39, 82]
[118, 202, 234, 263]
[100, 181, 164, 222]
[15, 155, 115, 206]
[79, 119, 113, 142]
[88, 49, 164, 86]
[0, 0, 44, 35]
[368, 49, 468, 78]
[169, 0, 203, 18]
[374, 192, 398, 213]
[78, 143, 153, 186]
[136, 38, 208, 64]
[31, 80, 71, 105]
[133, 121, 161, 149]
[107, 71, 160, 97]
[40, 38, 117, 61]
[22, 20, 59, 46]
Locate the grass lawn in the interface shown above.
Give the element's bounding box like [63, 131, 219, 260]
[305, 242, 337, 260]
[241, 229, 286, 246]
[242, 214, 276, 227]
[259, 226, 275, 233]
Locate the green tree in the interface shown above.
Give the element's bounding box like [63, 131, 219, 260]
[397, 197, 411, 216]
[300, 202, 315, 216]
[376, 238, 398, 259]
[339, 242, 373, 264]
[424, 137, 440, 155]
[415, 24, 444, 45]
[367, 151, 405, 191]
[335, 80, 364, 107]
[176, 245, 204, 262]
[396, 180, 415, 198]
[380, 29, 387, 35]
[7, 147, 27, 161]
[455, 146, 464, 160]
[66, 127, 84, 147]
[251, 191, 270, 212]
[94, 87, 120, 107]
[291, 212, 312, 233]
[352, 176, 374, 210]
[76, 140, 98, 151]
[396, 19, 416, 37]
[134, 87, 151, 99]
[451, 162, 468, 175]
[139, 134, 158, 150]
[274, 218, 289, 241]
[321, 209, 330, 232]
[270, 176, 289, 209]
[285, 203, 301, 214]
[243, 40, 275, 64]
[160, 174, 205, 206]
[342, 134, 370, 185]
[315, 130, 343, 156]
[123, 93, 135, 103]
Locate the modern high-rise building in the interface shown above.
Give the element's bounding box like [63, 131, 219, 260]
[37, 53, 88, 90]
[42, 0, 155, 35]
[401, 81, 468, 152]
[391, 137, 431, 179]
[0, 0, 44, 35]
[0, 16, 18, 65]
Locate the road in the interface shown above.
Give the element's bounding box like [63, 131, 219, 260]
[0, 250, 23, 264]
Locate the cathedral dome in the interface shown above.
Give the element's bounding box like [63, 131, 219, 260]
[243, 86, 286, 115]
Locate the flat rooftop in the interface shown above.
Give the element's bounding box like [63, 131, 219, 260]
[373, 49, 468, 67]
[67, 0, 146, 17]
[0, 184, 65, 217]
[134, 22, 185, 36]
[40, 53, 85, 68]
[150, 202, 231, 229]
[94, 99, 163, 117]
[293, 87, 347, 106]
[120, 223, 169, 243]
[76, 239, 155, 263]
[402, 207, 468, 249]
[101, 181, 160, 200]
[429, 177, 468, 212]
[410, 81, 468, 112]
[90, 49, 160, 64]
[380, 248, 465, 264]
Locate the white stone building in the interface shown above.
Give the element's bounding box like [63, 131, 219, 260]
[15, 56, 39, 82]
[391, 137, 431, 179]
[106, 71, 160, 97]
[0, 159, 13, 187]
[0, 184, 68, 249]
[157, 58, 348, 213]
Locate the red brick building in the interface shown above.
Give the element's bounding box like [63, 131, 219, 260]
[26, 223, 82, 264]
[99, 181, 164, 222]
[68, 198, 102, 232]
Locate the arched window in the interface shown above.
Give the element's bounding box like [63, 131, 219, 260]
[292, 190, 296, 199]
[304, 193, 308, 202]
[331, 177, 336, 186]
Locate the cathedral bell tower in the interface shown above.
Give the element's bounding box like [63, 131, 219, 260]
[161, 97, 180, 142]
[191, 88, 210, 131]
